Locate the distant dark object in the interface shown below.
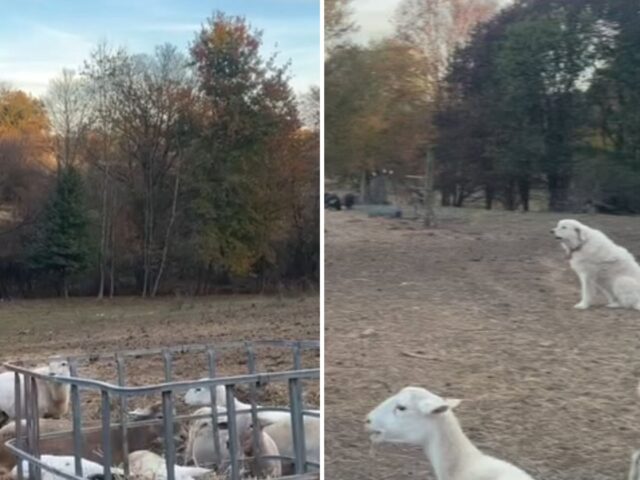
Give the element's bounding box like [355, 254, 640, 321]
[325, 192, 341, 210]
[587, 197, 637, 215]
[343, 193, 356, 210]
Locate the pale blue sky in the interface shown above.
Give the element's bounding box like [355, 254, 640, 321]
[351, 0, 513, 44]
[0, 0, 320, 97]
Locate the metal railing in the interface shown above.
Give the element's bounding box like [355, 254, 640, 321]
[3, 340, 320, 480]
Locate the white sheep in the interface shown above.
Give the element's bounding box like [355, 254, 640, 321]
[240, 418, 282, 478]
[128, 450, 210, 480]
[10, 454, 122, 480]
[262, 415, 320, 475]
[184, 407, 231, 469]
[0, 418, 71, 473]
[183, 382, 319, 429]
[365, 386, 535, 480]
[0, 359, 70, 420]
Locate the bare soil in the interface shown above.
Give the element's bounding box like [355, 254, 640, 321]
[325, 208, 640, 480]
[0, 294, 320, 420]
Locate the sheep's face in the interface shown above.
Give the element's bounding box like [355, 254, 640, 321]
[365, 387, 461, 446]
[47, 359, 70, 377]
[551, 219, 586, 248]
[184, 382, 226, 407]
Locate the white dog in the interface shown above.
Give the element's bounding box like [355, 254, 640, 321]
[552, 219, 640, 310]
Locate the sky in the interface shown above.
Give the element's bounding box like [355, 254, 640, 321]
[0, 0, 320, 97]
[350, 0, 513, 44]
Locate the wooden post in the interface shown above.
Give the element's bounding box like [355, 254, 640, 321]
[423, 148, 437, 227]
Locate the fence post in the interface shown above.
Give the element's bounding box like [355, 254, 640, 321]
[423, 147, 437, 227]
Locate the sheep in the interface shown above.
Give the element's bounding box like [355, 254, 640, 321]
[10, 455, 123, 480]
[240, 420, 282, 478]
[184, 407, 231, 469]
[183, 398, 319, 475]
[183, 383, 320, 427]
[365, 386, 535, 480]
[3, 402, 174, 469]
[128, 450, 210, 480]
[0, 418, 71, 474]
[0, 359, 70, 420]
[261, 416, 320, 475]
[630, 451, 640, 480]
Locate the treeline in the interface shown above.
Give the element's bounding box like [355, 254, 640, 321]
[326, 0, 640, 213]
[0, 12, 319, 299]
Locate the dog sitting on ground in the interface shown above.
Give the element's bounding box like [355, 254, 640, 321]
[551, 219, 640, 310]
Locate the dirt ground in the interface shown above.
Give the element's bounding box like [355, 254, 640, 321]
[325, 208, 640, 480]
[0, 294, 320, 419]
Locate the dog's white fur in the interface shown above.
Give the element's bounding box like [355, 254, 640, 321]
[552, 219, 640, 310]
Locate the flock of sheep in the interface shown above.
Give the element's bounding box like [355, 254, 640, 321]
[0, 359, 319, 480]
[363, 219, 640, 479]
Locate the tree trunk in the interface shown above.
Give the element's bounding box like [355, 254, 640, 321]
[423, 148, 437, 228]
[485, 184, 494, 210]
[97, 162, 109, 299]
[108, 186, 117, 298]
[518, 177, 530, 212]
[151, 165, 181, 297]
[504, 179, 517, 211]
[548, 173, 571, 212]
[441, 186, 452, 206]
[359, 171, 371, 204]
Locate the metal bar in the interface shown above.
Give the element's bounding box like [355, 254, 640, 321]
[101, 390, 112, 480]
[2, 365, 319, 395]
[24, 375, 35, 480]
[14, 372, 23, 480]
[68, 359, 84, 478]
[206, 347, 222, 469]
[30, 376, 41, 480]
[162, 390, 176, 480]
[162, 349, 173, 382]
[246, 343, 262, 475]
[288, 377, 307, 474]
[4, 442, 89, 480]
[293, 342, 303, 370]
[225, 385, 239, 480]
[115, 354, 130, 478]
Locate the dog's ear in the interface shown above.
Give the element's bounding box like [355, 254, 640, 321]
[574, 226, 586, 244]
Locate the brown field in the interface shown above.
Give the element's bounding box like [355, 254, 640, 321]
[325, 208, 640, 480]
[0, 294, 319, 420]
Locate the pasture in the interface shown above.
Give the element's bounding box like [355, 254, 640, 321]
[325, 208, 640, 480]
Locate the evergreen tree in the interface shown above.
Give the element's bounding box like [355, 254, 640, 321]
[29, 167, 91, 297]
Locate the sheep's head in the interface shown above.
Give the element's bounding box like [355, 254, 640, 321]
[47, 359, 70, 378]
[365, 386, 461, 446]
[184, 382, 226, 407]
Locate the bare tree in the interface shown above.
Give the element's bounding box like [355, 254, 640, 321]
[299, 85, 320, 131]
[45, 69, 92, 171]
[83, 42, 125, 299]
[395, 0, 498, 85]
[106, 44, 193, 297]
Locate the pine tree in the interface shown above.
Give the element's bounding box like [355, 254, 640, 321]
[29, 167, 91, 297]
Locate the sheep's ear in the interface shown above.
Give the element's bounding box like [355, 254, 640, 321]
[417, 399, 448, 415]
[445, 398, 461, 410]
